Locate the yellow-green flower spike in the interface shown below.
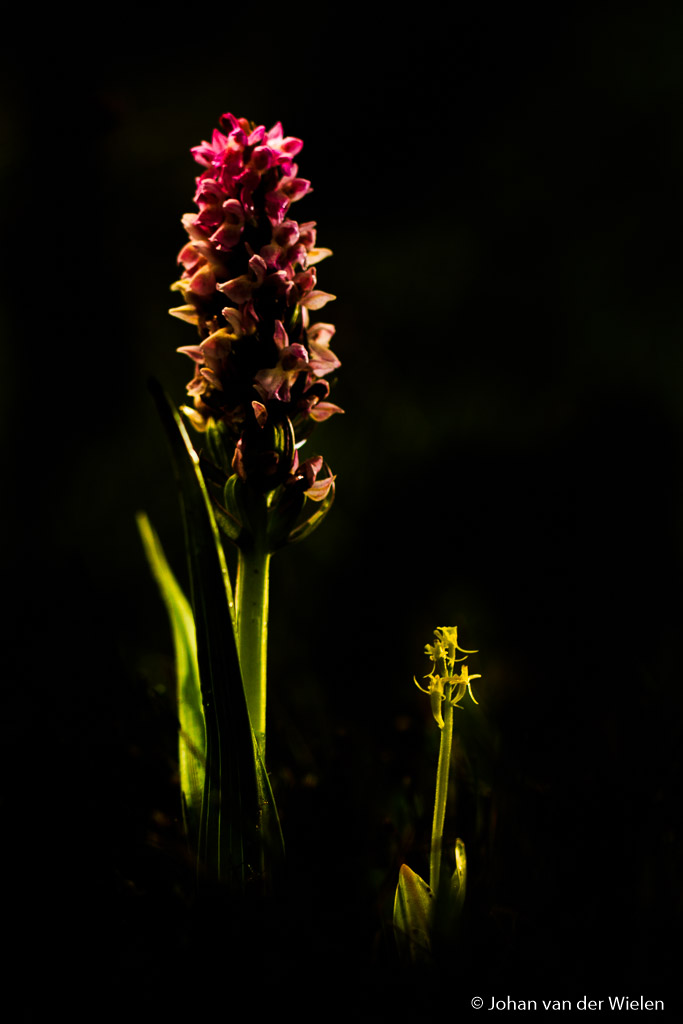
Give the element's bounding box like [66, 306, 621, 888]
[417, 627, 480, 726]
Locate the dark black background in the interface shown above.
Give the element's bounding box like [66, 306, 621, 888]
[3, 4, 682, 1018]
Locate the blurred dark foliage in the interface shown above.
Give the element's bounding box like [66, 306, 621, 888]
[2, 4, 682, 1017]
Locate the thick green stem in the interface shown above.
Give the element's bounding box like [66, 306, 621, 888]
[430, 698, 454, 895]
[236, 543, 271, 760]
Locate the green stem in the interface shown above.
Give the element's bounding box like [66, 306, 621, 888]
[430, 698, 454, 895]
[236, 542, 271, 760]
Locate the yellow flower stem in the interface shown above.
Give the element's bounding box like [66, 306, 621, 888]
[236, 540, 271, 760]
[430, 695, 454, 896]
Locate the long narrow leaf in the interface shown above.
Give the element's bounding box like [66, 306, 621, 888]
[150, 379, 283, 892]
[254, 741, 285, 875]
[136, 511, 205, 849]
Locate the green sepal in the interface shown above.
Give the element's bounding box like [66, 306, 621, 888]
[149, 378, 283, 894]
[136, 511, 205, 851]
[393, 863, 434, 964]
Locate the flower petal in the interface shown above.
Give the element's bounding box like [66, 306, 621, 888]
[304, 472, 335, 502]
[309, 401, 344, 421]
[302, 290, 336, 310]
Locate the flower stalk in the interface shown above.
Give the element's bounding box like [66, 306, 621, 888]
[430, 695, 454, 895]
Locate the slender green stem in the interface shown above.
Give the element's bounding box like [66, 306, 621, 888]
[236, 542, 271, 760]
[430, 697, 454, 895]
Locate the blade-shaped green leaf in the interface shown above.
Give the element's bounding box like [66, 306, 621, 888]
[149, 379, 284, 893]
[393, 863, 434, 964]
[136, 511, 205, 850]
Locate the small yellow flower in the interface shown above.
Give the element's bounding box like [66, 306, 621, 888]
[415, 627, 480, 728]
[450, 664, 481, 707]
[414, 672, 448, 729]
[424, 639, 447, 663]
[435, 626, 477, 663]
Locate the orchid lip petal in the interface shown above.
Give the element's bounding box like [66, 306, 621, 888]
[221, 307, 244, 334]
[199, 367, 223, 390]
[306, 322, 336, 342]
[304, 474, 335, 502]
[309, 402, 344, 422]
[216, 275, 253, 303]
[168, 305, 200, 325]
[248, 253, 268, 279]
[285, 343, 309, 365]
[301, 290, 336, 310]
[252, 400, 268, 427]
[273, 320, 288, 349]
[305, 247, 333, 266]
[176, 345, 204, 362]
